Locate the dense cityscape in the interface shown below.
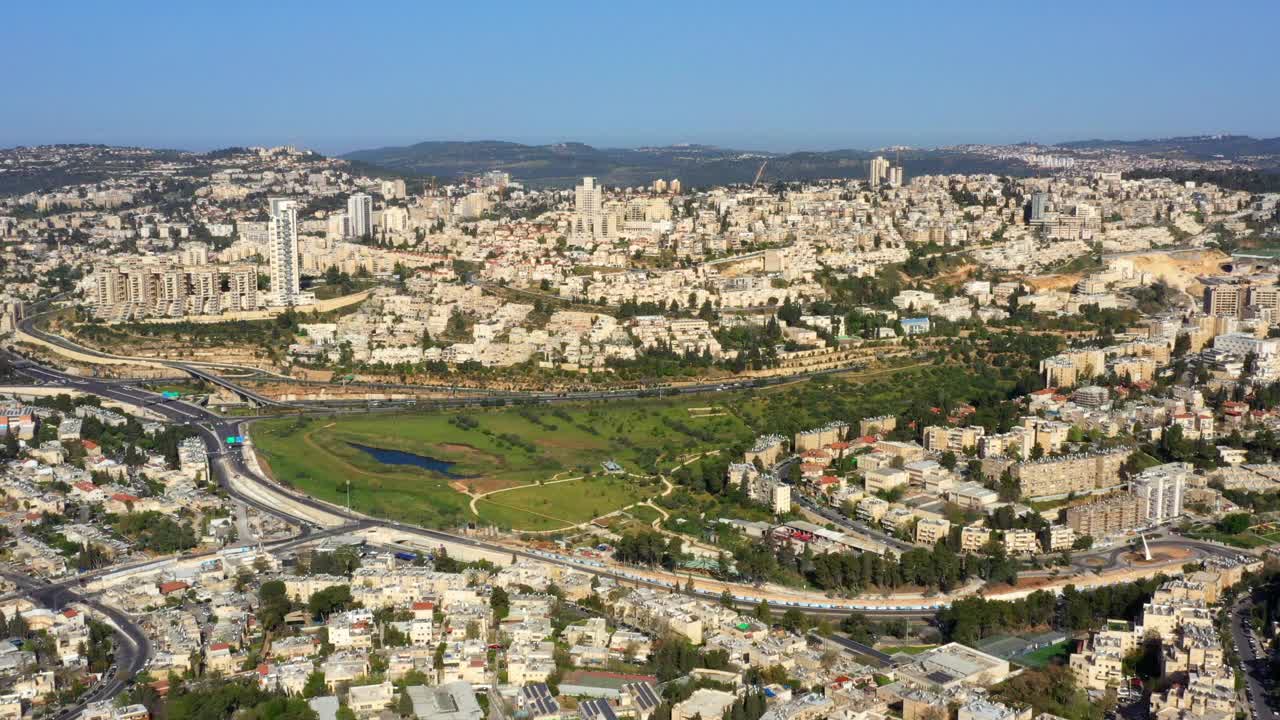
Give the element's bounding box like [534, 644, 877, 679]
[5, 4, 1280, 720]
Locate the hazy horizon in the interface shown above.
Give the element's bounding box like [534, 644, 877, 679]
[5, 129, 1277, 158]
[5, 2, 1279, 155]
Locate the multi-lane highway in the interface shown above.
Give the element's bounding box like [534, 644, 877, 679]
[4, 351, 944, 619]
[14, 305, 890, 413]
[1, 346, 1259, 710]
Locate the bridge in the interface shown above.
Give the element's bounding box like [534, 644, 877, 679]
[178, 364, 295, 408]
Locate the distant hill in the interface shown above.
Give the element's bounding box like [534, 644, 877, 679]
[1056, 134, 1280, 161]
[341, 141, 1034, 188]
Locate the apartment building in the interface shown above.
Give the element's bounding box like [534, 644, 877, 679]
[1042, 525, 1076, 553]
[915, 517, 951, 546]
[1003, 529, 1039, 555]
[1132, 462, 1189, 525]
[960, 524, 992, 552]
[1065, 494, 1142, 537]
[922, 425, 985, 453]
[1012, 448, 1128, 499]
[92, 261, 259, 318]
[795, 422, 849, 452]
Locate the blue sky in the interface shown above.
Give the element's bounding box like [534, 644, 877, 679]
[4, 1, 1278, 154]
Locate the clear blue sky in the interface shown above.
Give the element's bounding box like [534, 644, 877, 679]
[5, 1, 1278, 154]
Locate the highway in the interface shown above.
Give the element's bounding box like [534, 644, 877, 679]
[13, 305, 901, 413]
[3, 351, 943, 619]
[0, 347, 1256, 710]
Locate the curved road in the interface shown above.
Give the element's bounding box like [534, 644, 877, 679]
[1, 348, 1253, 707]
[3, 350, 940, 619]
[1, 571, 149, 720]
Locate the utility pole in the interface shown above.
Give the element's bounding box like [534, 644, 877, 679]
[346, 480, 352, 512]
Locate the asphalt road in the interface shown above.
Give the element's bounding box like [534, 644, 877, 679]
[6, 352, 939, 618]
[794, 494, 916, 554]
[818, 632, 894, 666]
[1231, 594, 1278, 720]
[0, 571, 149, 720]
[14, 307, 891, 412]
[2, 348, 1254, 711]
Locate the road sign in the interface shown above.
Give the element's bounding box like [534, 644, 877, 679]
[161, 391, 181, 400]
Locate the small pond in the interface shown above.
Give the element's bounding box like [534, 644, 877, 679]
[348, 443, 470, 479]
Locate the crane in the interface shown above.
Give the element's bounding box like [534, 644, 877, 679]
[751, 160, 768, 189]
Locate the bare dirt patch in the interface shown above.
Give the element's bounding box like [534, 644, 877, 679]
[1127, 249, 1229, 293]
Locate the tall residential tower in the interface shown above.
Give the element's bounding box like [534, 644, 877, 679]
[347, 193, 373, 239]
[268, 198, 301, 306]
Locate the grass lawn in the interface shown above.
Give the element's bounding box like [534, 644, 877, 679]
[250, 361, 1008, 532]
[474, 474, 658, 531]
[251, 398, 752, 530]
[879, 644, 937, 656]
[142, 381, 209, 396]
[1015, 640, 1072, 668]
[1184, 529, 1272, 549]
[626, 504, 663, 526]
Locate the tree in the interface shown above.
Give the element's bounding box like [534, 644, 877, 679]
[258, 580, 291, 631]
[308, 585, 353, 619]
[490, 586, 510, 621]
[302, 671, 327, 698]
[1217, 513, 1251, 535]
[754, 599, 772, 623]
[780, 609, 808, 633]
[1172, 333, 1191, 357]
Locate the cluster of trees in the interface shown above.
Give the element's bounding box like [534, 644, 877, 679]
[307, 585, 353, 619]
[649, 637, 731, 682]
[989, 664, 1111, 720]
[1145, 424, 1223, 470]
[1126, 168, 1280, 195]
[114, 511, 197, 553]
[936, 576, 1168, 644]
[670, 452, 736, 497]
[800, 539, 1022, 594]
[805, 544, 970, 594]
[132, 678, 318, 720]
[299, 546, 362, 577]
[613, 530, 683, 570]
[258, 580, 293, 632]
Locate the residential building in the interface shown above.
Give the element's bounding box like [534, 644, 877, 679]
[268, 198, 301, 306]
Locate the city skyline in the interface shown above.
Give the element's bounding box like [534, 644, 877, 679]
[5, 1, 1279, 154]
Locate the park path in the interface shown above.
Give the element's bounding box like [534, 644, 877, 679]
[472, 450, 715, 536]
[467, 471, 581, 516]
